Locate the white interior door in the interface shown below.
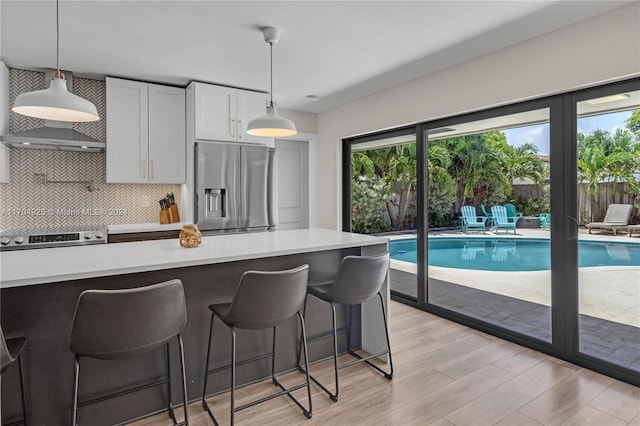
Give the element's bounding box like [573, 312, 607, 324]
[275, 138, 309, 229]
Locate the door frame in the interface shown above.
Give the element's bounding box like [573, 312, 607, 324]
[276, 132, 318, 228]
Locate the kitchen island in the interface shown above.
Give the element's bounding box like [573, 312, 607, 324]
[0, 228, 388, 424]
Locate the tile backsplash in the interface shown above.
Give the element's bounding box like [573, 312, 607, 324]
[0, 68, 181, 229]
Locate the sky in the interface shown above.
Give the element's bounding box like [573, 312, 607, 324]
[502, 110, 633, 156]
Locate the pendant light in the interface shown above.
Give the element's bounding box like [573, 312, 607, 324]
[246, 27, 297, 137]
[12, 0, 99, 122]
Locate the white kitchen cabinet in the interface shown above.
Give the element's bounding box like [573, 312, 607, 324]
[0, 61, 11, 183]
[106, 77, 185, 184]
[192, 82, 268, 143]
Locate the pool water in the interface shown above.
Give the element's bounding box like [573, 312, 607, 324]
[390, 238, 640, 271]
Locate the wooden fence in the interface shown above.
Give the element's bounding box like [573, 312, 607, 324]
[513, 182, 638, 225]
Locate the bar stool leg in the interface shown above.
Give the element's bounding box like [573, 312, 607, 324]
[71, 355, 80, 426]
[17, 352, 28, 426]
[202, 313, 219, 425]
[378, 292, 394, 380]
[230, 327, 237, 426]
[271, 326, 277, 384]
[202, 314, 215, 408]
[330, 303, 339, 402]
[166, 342, 177, 424]
[177, 334, 189, 425]
[297, 312, 313, 418]
[296, 294, 310, 372]
[348, 293, 394, 379]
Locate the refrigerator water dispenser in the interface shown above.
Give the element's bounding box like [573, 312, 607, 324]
[205, 188, 225, 218]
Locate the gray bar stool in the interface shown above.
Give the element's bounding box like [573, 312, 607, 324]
[201, 265, 312, 425]
[1, 327, 28, 426]
[297, 253, 393, 402]
[69, 279, 189, 426]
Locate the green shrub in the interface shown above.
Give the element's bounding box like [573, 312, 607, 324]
[351, 177, 391, 234]
[512, 195, 550, 216]
[428, 185, 455, 228]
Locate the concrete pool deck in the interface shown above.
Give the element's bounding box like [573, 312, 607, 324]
[388, 228, 640, 328]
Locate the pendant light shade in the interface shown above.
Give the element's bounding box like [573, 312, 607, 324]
[12, 1, 99, 123]
[246, 103, 297, 137]
[246, 27, 296, 138]
[13, 72, 99, 122]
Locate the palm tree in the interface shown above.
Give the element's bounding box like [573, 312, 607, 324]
[427, 144, 453, 192]
[503, 142, 545, 192]
[383, 144, 417, 228]
[440, 133, 509, 209]
[578, 128, 640, 221]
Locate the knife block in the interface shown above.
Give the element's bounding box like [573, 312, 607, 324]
[160, 204, 181, 224]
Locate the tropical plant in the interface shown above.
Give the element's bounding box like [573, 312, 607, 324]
[625, 109, 640, 134]
[436, 132, 510, 208]
[351, 176, 389, 234]
[577, 127, 640, 220]
[383, 144, 417, 228]
[350, 144, 418, 232]
[503, 143, 545, 190]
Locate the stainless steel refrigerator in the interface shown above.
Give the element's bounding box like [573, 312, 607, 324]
[195, 142, 277, 233]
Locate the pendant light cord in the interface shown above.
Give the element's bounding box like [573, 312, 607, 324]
[269, 41, 274, 106]
[56, 0, 59, 72]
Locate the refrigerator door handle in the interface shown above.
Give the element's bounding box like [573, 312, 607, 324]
[267, 148, 277, 229]
[240, 148, 248, 228]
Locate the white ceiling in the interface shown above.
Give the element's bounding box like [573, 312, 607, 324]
[0, 1, 632, 113]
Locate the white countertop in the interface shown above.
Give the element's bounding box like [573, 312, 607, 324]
[0, 228, 388, 288]
[108, 222, 187, 234]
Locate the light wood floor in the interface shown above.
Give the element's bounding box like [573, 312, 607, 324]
[133, 301, 640, 426]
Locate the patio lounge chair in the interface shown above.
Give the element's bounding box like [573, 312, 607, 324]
[461, 205, 488, 233]
[586, 204, 633, 236]
[491, 205, 518, 235]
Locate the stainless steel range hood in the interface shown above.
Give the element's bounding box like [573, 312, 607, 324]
[1, 127, 105, 152]
[1, 70, 105, 153]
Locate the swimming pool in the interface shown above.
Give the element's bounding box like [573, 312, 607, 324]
[390, 238, 640, 271]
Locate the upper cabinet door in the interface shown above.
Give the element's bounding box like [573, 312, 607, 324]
[148, 84, 186, 184]
[194, 83, 236, 141]
[237, 90, 269, 144]
[106, 77, 149, 183]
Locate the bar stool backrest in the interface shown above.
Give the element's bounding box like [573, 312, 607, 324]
[226, 265, 309, 329]
[69, 279, 187, 360]
[327, 253, 389, 305]
[0, 326, 14, 371]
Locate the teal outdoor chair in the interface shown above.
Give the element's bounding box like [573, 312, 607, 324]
[491, 205, 518, 234]
[539, 213, 551, 230]
[460, 206, 488, 233]
[481, 204, 493, 226]
[504, 203, 522, 219]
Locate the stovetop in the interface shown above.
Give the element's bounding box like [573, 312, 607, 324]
[0, 225, 108, 251]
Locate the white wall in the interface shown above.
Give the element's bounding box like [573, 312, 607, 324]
[279, 108, 318, 134]
[317, 2, 640, 230]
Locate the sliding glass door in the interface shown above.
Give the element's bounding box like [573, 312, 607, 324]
[424, 105, 554, 342]
[574, 84, 640, 374]
[344, 128, 418, 300]
[342, 78, 640, 384]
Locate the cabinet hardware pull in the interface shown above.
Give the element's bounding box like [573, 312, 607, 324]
[151, 160, 154, 179]
[142, 160, 146, 179]
[230, 119, 236, 138]
[238, 119, 243, 137]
